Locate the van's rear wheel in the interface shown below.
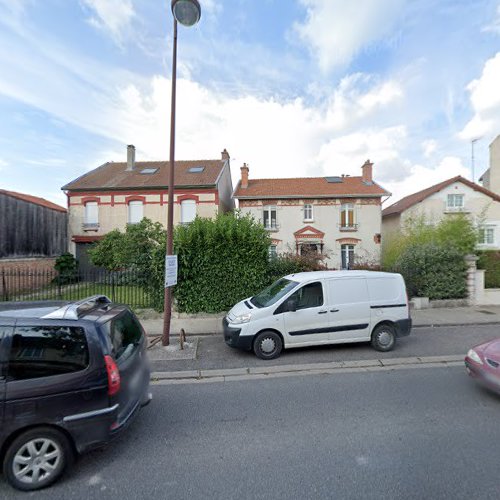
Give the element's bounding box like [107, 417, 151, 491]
[371, 324, 396, 352]
[253, 331, 283, 360]
[3, 427, 73, 491]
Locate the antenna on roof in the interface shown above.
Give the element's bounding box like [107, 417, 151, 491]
[471, 137, 481, 183]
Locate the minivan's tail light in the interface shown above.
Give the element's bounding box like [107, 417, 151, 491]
[104, 355, 121, 396]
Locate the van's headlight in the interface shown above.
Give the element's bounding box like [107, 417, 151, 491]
[232, 313, 252, 324]
[467, 349, 483, 365]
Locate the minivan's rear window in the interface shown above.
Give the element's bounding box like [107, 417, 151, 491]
[8, 326, 89, 380]
[103, 311, 143, 360]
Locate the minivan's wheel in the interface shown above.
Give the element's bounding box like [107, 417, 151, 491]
[3, 427, 73, 491]
[371, 324, 396, 352]
[253, 331, 283, 360]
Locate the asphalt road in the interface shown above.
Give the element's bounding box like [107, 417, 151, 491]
[150, 324, 500, 372]
[1, 365, 499, 499]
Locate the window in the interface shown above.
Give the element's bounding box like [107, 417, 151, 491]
[181, 199, 196, 224]
[188, 166, 205, 173]
[8, 326, 89, 380]
[304, 204, 313, 221]
[102, 311, 143, 360]
[300, 243, 318, 256]
[341, 244, 355, 270]
[268, 244, 277, 260]
[288, 282, 324, 310]
[251, 278, 298, 308]
[84, 201, 98, 224]
[479, 227, 495, 245]
[128, 200, 143, 224]
[447, 194, 464, 210]
[340, 204, 355, 228]
[263, 206, 277, 229]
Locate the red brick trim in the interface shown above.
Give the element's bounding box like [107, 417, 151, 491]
[294, 225, 325, 239]
[72, 235, 104, 243]
[81, 196, 100, 204]
[336, 238, 361, 244]
[125, 195, 146, 203]
[177, 194, 200, 204]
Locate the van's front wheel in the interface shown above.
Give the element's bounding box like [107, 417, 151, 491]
[371, 324, 396, 352]
[253, 331, 283, 360]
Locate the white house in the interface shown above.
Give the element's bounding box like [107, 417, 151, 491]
[233, 161, 390, 269]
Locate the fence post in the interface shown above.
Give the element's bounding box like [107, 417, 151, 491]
[1, 269, 8, 301]
[465, 254, 478, 306]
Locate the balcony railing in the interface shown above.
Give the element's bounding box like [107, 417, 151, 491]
[264, 222, 280, 231]
[339, 223, 359, 231]
[82, 222, 100, 231]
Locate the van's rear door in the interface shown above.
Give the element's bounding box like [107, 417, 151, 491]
[100, 309, 149, 426]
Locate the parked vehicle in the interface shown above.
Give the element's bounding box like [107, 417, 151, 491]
[0, 296, 151, 491]
[224, 271, 411, 360]
[465, 339, 500, 394]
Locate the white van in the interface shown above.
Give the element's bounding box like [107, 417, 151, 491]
[223, 271, 411, 360]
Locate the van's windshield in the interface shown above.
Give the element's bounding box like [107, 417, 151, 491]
[251, 278, 298, 308]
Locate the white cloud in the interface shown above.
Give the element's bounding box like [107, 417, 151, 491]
[294, 0, 406, 72]
[385, 156, 470, 204]
[461, 52, 500, 140]
[0, 158, 8, 169]
[483, 4, 500, 34]
[422, 139, 437, 158]
[80, 0, 135, 46]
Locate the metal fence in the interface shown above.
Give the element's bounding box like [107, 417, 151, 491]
[0, 268, 154, 309]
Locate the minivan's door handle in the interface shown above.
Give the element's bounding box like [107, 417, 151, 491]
[318, 310, 328, 314]
[330, 309, 339, 313]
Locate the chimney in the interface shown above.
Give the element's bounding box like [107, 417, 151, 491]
[126, 145, 136, 171]
[362, 159, 373, 184]
[488, 135, 500, 194]
[241, 163, 249, 189]
[221, 148, 230, 161]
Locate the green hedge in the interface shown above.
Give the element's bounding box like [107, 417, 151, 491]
[394, 243, 467, 299]
[174, 213, 271, 313]
[477, 250, 500, 288]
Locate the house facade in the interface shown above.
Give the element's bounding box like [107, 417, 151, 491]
[233, 161, 389, 269]
[62, 146, 234, 269]
[382, 175, 500, 249]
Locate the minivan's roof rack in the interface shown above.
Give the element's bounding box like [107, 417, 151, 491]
[42, 295, 112, 320]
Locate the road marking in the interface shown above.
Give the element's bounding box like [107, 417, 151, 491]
[151, 357, 465, 385]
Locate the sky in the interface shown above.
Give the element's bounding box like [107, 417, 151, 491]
[1, 0, 500, 209]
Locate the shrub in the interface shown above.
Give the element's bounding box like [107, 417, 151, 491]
[53, 253, 78, 285]
[394, 243, 467, 299]
[267, 252, 328, 283]
[174, 213, 271, 313]
[477, 250, 500, 288]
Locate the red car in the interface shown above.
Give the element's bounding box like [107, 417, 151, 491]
[465, 339, 500, 393]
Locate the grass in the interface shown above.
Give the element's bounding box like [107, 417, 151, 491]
[7, 282, 150, 308]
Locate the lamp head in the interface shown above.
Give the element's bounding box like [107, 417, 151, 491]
[171, 0, 201, 27]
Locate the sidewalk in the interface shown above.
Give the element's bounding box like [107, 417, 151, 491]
[143, 305, 500, 378]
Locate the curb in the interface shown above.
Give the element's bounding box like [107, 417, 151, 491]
[150, 354, 465, 384]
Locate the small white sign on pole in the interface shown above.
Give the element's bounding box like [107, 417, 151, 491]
[165, 255, 178, 288]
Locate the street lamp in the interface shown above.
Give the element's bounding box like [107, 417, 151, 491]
[162, 0, 201, 346]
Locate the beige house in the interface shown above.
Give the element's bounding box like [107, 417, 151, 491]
[233, 161, 390, 269]
[62, 145, 234, 269]
[383, 135, 500, 249]
[382, 176, 500, 249]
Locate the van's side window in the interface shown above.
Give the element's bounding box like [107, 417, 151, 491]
[290, 282, 324, 310]
[0, 326, 9, 379]
[7, 326, 89, 381]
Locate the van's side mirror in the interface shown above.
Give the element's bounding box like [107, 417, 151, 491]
[287, 297, 298, 312]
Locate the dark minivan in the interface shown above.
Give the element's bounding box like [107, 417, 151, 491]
[0, 295, 151, 491]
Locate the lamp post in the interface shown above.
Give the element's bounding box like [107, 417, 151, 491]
[162, 0, 201, 346]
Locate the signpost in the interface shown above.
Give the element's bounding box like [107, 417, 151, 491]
[165, 255, 178, 288]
